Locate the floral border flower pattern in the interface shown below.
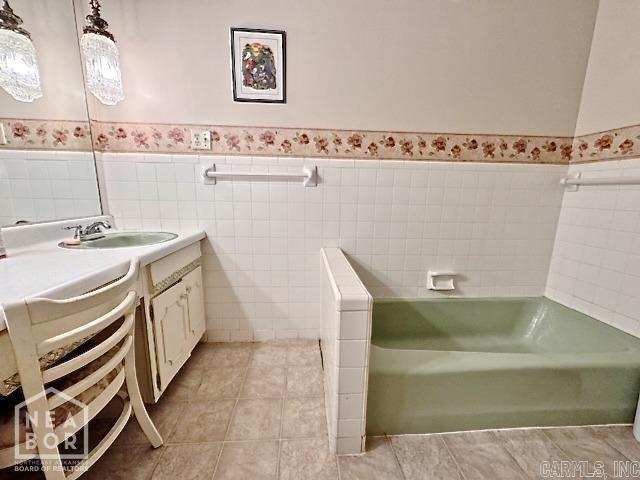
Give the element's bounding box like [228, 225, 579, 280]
[572, 124, 640, 163]
[90, 121, 573, 165]
[0, 119, 92, 151]
[6, 118, 639, 165]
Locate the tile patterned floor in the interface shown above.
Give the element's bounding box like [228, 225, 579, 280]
[91, 340, 335, 480]
[3, 340, 640, 479]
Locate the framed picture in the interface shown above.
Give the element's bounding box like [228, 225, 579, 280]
[230, 28, 286, 103]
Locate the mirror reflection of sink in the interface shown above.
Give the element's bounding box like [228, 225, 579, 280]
[59, 232, 178, 249]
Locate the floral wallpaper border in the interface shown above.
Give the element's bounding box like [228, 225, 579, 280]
[90, 121, 573, 165]
[0, 118, 92, 151]
[572, 124, 640, 163]
[4, 117, 640, 165]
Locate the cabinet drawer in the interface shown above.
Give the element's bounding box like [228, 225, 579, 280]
[149, 241, 201, 288]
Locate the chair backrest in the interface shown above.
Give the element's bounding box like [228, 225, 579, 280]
[2, 260, 140, 472]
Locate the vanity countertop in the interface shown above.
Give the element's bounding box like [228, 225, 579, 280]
[0, 229, 206, 329]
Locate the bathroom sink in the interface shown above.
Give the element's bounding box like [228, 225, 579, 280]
[59, 232, 178, 249]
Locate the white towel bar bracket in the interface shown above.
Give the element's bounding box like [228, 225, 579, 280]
[202, 164, 318, 187]
[561, 172, 581, 192]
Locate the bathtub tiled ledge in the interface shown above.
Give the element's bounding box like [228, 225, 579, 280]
[322, 248, 372, 312]
[320, 247, 373, 455]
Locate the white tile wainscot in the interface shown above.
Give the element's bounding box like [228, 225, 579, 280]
[0, 149, 101, 225]
[546, 157, 640, 336]
[321, 247, 372, 455]
[96, 152, 566, 340]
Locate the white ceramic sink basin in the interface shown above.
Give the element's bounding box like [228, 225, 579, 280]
[59, 232, 178, 249]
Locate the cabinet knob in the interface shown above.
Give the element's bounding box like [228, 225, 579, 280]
[186, 286, 192, 294]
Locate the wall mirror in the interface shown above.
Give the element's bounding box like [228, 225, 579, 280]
[0, 0, 101, 227]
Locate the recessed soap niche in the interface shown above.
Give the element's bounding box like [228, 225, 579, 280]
[427, 270, 457, 291]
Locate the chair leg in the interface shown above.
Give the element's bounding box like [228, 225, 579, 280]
[124, 346, 163, 448]
[28, 404, 67, 480]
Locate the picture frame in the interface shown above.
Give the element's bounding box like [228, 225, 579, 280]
[230, 28, 286, 103]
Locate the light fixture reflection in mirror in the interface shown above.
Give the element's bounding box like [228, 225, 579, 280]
[0, 0, 43, 103]
[81, 0, 123, 106]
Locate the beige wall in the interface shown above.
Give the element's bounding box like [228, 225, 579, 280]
[83, 0, 598, 136]
[0, 0, 88, 122]
[575, 0, 640, 136]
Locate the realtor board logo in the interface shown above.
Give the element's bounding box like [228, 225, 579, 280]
[14, 387, 89, 461]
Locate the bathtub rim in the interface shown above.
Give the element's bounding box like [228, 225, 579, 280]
[369, 343, 640, 376]
[371, 295, 640, 356]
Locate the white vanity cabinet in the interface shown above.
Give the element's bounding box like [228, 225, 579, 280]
[0, 222, 207, 401]
[151, 281, 191, 390]
[138, 241, 206, 402]
[183, 266, 206, 350]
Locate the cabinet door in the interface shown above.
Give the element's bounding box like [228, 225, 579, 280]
[183, 266, 206, 349]
[151, 281, 190, 388]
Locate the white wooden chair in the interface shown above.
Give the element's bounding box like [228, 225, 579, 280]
[0, 260, 162, 479]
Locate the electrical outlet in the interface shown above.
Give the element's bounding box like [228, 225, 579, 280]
[190, 129, 211, 150]
[0, 124, 7, 145]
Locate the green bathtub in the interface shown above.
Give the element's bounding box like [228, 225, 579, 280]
[366, 297, 640, 435]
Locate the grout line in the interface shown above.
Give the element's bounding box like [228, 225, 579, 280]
[543, 426, 632, 468]
[211, 343, 254, 479]
[208, 444, 223, 480]
[279, 363, 287, 440]
[439, 434, 469, 480]
[160, 341, 328, 478]
[144, 440, 168, 480]
[493, 431, 531, 480]
[276, 439, 283, 479]
[160, 440, 225, 446]
[235, 393, 323, 400]
[216, 435, 326, 445]
[540, 428, 568, 455]
[537, 428, 598, 478]
[587, 425, 637, 462]
[602, 436, 634, 462]
[116, 336, 640, 480]
[385, 434, 407, 480]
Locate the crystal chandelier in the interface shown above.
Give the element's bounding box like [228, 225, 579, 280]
[0, 0, 43, 102]
[81, 0, 124, 105]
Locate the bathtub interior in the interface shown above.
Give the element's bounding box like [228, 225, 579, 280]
[372, 297, 639, 354]
[366, 296, 640, 435]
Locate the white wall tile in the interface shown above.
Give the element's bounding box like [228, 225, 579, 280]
[546, 158, 640, 335]
[98, 152, 566, 340]
[338, 393, 365, 420]
[338, 419, 364, 438]
[338, 367, 366, 394]
[0, 149, 100, 225]
[336, 437, 362, 455]
[339, 311, 369, 340]
[338, 340, 368, 368]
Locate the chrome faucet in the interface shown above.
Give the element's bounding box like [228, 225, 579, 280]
[84, 221, 111, 238]
[63, 221, 111, 241]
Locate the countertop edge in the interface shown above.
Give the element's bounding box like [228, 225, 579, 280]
[0, 230, 206, 331]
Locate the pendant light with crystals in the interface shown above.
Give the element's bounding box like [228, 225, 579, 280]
[0, 0, 42, 102]
[81, 0, 124, 105]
